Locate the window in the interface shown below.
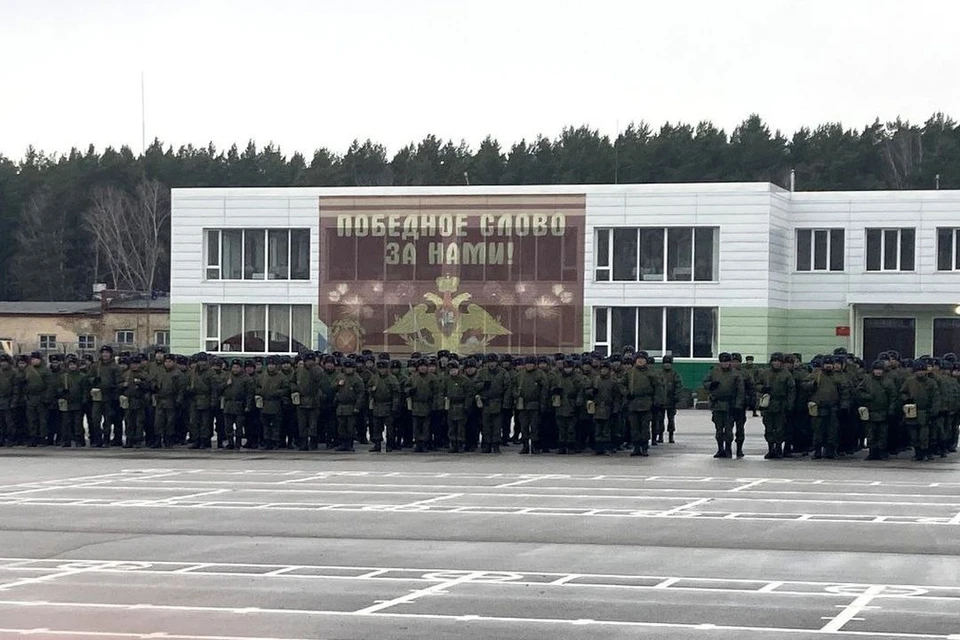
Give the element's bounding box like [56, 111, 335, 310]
[115, 330, 135, 345]
[594, 229, 610, 281]
[866, 228, 915, 271]
[937, 228, 960, 271]
[599, 227, 719, 282]
[204, 229, 310, 281]
[796, 229, 844, 271]
[593, 306, 717, 358]
[204, 304, 311, 353]
[39, 334, 57, 350]
[934, 318, 960, 356]
[77, 335, 96, 350]
[154, 331, 169, 347]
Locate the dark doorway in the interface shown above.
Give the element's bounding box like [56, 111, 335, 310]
[862, 317, 915, 362]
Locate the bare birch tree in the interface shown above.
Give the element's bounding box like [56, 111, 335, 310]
[85, 179, 170, 347]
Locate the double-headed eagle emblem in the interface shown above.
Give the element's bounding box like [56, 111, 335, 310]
[385, 275, 510, 354]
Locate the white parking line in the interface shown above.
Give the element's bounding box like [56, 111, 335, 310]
[821, 584, 887, 632]
[354, 571, 486, 614]
[658, 498, 712, 516]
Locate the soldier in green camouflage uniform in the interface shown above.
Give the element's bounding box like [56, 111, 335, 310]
[368, 359, 401, 452]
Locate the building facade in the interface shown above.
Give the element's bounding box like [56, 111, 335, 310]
[170, 183, 960, 383]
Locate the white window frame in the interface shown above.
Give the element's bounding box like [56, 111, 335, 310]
[595, 227, 718, 283]
[38, 334, 57, 350]
[77, 335, 96, 350]
[154, 330, 169, 347]
[592, 306, 717, 359]
[936, 228, 960, 272]
[115, 330, 135, 345]
[795, 228, 844, 272]
[866, 227, 915, 272]
[204, 229, 310, 282]
[203, 304, 311, 354]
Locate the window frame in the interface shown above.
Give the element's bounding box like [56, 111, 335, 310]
[203, 303, 312, 354]
[795, 228, 845, 272]
[204, 229, 310, 282]
[38, 334, 57, 350]
[115, 330, 135, 345]
[933, 317, 960, 356]
[154, 330, 169, 347]
[595, 226, 719, 283]
[936, 228, 960, 272]
[865, 227, 916, 272]
[77, 334, 96, 350]
[592, 306, 718, 359]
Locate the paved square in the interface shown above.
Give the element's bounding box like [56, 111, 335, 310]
[0, 411, 957, 639]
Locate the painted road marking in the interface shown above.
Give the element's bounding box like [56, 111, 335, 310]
[820, 584, 887, 632]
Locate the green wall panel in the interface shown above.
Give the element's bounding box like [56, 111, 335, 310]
[170, 303, 202, 354]
[717, 307, 771, 357]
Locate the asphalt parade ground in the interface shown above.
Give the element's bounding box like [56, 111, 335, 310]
[0, 411, 958, 640]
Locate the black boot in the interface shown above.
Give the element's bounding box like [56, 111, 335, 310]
[773, 443, 783, 459]
[763, 443, 774, 459]
[735, 443, 744, 459]
[713, 441, 724, 458]
[650, 438, 658, 447]
[640, 444, 649, 457]
[448, 442, 459, 454]
[492, 444, 501, 454]
[825, 447, 837, 460]
[298, 438, 309, 452]
[519, 443, 530, 454]
[865, 447, 879, 460]
[369, 441, 382, 453]
[630, 445, 643, 457]
[782, 443, 793, 458]
[188, 440, 201, 449]
[668, 433, 675, 443]
[557, 446, 567, 455]
[814, 446, 823, 459]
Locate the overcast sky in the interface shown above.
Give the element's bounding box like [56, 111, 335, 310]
[1, 0, 958, 160]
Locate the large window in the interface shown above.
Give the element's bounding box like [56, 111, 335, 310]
[205, 229, 310, 281]
[934, 318, 960, 356]
[596, 227, 719, 282]
[593, 307, 717, 358]
[937, 228, 960, 271]
[115, 330, 135, 345]
[154, 331, 169, 347]
[39, 334, 57, 350]
[796, 228, 844, 271]
[865, 228, 915, 272]
[204, 304, 312, 353]
[77, 335, 96, 350]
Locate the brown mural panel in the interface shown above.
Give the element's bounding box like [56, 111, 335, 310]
[319, 194, 585, 355]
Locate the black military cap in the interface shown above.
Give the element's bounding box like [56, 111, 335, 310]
[636, 350, 648, 360]
[622, 345, 636, 355]
[448, 360, 460, 369]
[100, 345, 114, 354]
[243, 359, 255, 368]
[132, 354, 145, 364]
[0, 354, 11, 363]
[279, 355, 292, 365]
[196, 352, 209, 362]
[537, 355, 549, 365]
[943, 353, 958, 363]
[30, 351, 42, 359]
[303, 352, 317, 362]
[554, 352, 565, 361]
[253, 356, 264, 364]
[522, 355, 535, 365]
[871, 360, 884, 371]
[718, 352, 732, 363]
[378, 352, 391, 361]
[437, 350, 450, 358]
[911, 360, 926, 372]
[343, 357, 357, 368]
[562, 357, 575, 367]
[154, 346, 167, 353]
[745, 355, 755, 362]
[464, 358, 478, 368]
[622, 354, 636, 365]
[889, 351, 900, 360]
[265, 355, 279, 365]
[409, 351, 421, 359]
[229, 358, 242, 367]
[792, 353, 803, 361]
[662, 354, 674, 364]
[731, 353, 743, 363]
[16, 355, 28, 363]
[49, 353, 62, 362]
[810, 357, 823, 368]
[81, 353, 94, 362]
[361, 349, 373, 356]
[833, 347, 847, 356]
[513, 357, 525, 366]
[599, 359, 611, 370]
[119, 356, 130, 366]
[376, 359, 388, 368]
[65, 355, 78, 364]
[390, 359, 402, 369]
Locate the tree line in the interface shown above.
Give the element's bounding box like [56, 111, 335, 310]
[1, 113, 958, 302]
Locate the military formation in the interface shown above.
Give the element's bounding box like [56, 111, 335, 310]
[706, 349, 960, 462]
[0, 344, 956, 462]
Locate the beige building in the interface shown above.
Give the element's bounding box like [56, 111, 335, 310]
[0, 297, 170, 356]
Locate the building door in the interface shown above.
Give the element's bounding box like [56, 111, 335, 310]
[862, 317, 915, 362]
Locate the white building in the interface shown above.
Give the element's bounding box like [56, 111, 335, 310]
[170, 183, 960, 383]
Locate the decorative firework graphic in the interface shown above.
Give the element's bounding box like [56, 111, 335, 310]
[319, 195, 585, 355]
